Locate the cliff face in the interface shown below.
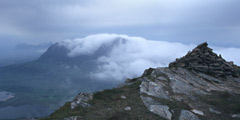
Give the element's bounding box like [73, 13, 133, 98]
[43, 43, 240, 120]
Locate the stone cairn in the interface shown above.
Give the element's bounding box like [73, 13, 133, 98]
[169, 42, 240, 78]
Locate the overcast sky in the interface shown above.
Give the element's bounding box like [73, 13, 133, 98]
[0, 0, 240, 47]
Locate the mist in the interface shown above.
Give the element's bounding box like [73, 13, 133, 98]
[59, 34, 240, 81]
[0, 42, 52, 66]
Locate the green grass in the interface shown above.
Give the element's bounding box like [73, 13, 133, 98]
[41, 76, 240, 120]
[199, 91, 240, 114]
[41, 81, 164, 120]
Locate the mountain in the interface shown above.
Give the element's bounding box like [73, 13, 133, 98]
[44, 42, 240, 120]
[0, 42, 53, 67]
[0, 38, 128, 119]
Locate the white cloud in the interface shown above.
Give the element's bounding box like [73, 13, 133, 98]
[213, 47, 240, 65]
[1, 0, 240, 47]
[59, 34, 240, 81]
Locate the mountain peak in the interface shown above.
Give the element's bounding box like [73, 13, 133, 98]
[169, 42, 240, 78]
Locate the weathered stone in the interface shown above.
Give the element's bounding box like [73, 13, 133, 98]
[124, 106, 131, 111]
[209, 108, 221, 114]
[71, 93, 93, 109]
[121, 95, 126, 99]
[232, 114, 240, 118]
[141, 96, 172, 120]
[193, 48, 201, 52]
[142, 68, 155, 76]
[179, 63, 186, 67]
[169, 42, 240, 78]
[213, 63, 221, 67]
[149, 105, 172, 120]
[64, 116, 82, 120]
[191, 109, 204, 116]
[204, 52, 210, 56]
[157, 76, 168, 81]
[179, 110, 201, 120]
[140, 81, 170, 99]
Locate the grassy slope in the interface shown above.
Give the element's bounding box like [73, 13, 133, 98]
[42, 81, 164, 120]
[41, 78, 240, 120]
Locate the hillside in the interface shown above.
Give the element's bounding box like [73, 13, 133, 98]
[43, 42, 240, 120]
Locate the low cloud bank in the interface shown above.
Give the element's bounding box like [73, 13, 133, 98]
[60, 34, 240, 81]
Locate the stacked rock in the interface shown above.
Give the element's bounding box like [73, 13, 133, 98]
[169, 42, 240, 78]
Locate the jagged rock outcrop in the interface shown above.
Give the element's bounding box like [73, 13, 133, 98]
[179, 110, 200, 120]
[141, 96, 172, 120]
[169, 42, 240, 78]
[71, 93, 93, 109]
[137, 42, 240, 120]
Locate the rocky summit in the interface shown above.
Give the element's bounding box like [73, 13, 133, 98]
[43, 43, 240, 120]
[169, 42, 240, 78]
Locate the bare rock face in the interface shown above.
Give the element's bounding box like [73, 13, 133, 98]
[232, 114, 240, 118]
[71, 93, 93, 109]
[140, 81, 170, 99]
[141, 96, 172, 120]
[138, 42, 240, 120]
[63, 116, 82, 120]
[179, 110, 200, 120]
[169, 42, 240, 78]
[209, 108, 221, 114]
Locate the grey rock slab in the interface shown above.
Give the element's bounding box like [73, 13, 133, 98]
[191, 109, 204, 116]
[149, 105, 172, 120]
[71, 93, 93, 109]
[209, 108, 221, 114]
[232, 114, 240, 118]
[140, 81, 170, 99]
[179, 110, 201, 120]
[141, 96, 172, 120]
[64, 116, 82, 120]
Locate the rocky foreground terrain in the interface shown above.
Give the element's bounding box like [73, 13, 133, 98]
[42, 43, 240, 120]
